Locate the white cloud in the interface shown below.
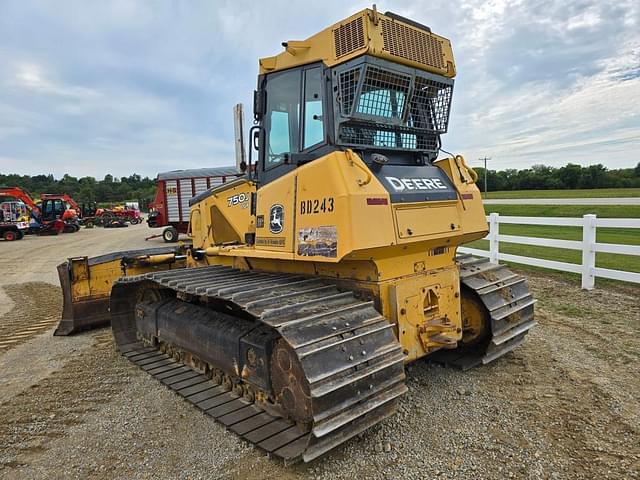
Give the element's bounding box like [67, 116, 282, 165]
[0, 0, 638, 178]
[15, 63, 47, 89]
[9, 62, 99, 99]
[566, 9, 602, 30]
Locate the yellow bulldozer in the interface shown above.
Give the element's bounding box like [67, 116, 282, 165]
[55, 7, 535, 463]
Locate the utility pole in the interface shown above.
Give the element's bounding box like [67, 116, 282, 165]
[478, 157, 491, 199]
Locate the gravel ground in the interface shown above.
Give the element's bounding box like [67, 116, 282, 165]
[0, 226, 638, 479]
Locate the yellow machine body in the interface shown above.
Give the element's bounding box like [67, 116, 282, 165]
[57, 8, 486, 361]
[187, 151, 486, 361]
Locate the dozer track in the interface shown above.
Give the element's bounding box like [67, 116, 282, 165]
[430, 255, 537, 370]
[108, 257, 534, 462]
[110, 265, 407, 464]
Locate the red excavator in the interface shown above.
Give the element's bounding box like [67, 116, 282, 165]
[39, 193, 83, 231]
[40, 193, 81, 220]
[0, 187, 67, 235]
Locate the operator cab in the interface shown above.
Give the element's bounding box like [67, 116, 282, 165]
[42, 198, 68, 221]
[82, 202, 97, 217]
[252, 39, 454, 187]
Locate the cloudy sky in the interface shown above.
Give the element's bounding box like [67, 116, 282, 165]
[0, 0, 638, 178]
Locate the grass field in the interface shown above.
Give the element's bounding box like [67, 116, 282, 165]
[485, 188, 640, 199]
[466, 203, 640, 275]
[483, 204, 640, 218]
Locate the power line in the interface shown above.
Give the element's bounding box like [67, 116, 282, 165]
[478, 157, 491, 199]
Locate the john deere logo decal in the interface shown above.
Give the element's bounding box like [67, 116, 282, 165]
[269, 204, 284, 234]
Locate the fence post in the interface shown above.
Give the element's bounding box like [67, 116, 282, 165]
[581, 214, 596, 290]
[489, 212, 499, 264]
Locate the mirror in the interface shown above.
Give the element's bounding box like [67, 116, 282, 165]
[253, 89, 266, 120]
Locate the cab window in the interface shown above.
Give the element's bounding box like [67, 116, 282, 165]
[303, 67, 324, 149]
[264, 70, 300, 169]
[43, 201, 54, 216]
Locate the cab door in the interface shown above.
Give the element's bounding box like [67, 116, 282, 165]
[42, 199, 64, 221]
[253, 65, 327, 253]
[257, 64, 327, 186]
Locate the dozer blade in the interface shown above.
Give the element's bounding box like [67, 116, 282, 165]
[54, 247, 186, 336]
[55, 261, 110, 335]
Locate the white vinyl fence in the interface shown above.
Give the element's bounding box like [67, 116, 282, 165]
[458, 213, 640, 289]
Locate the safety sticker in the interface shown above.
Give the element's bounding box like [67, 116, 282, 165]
[297, 226, 337, 258]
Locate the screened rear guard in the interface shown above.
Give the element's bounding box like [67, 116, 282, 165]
[332, 56, 453, 154]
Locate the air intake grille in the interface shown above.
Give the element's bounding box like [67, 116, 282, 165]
[333, 16, 366, 58]
[381, 18, 445, 69]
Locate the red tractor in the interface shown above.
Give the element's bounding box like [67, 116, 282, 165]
[99, 202, 143, 227]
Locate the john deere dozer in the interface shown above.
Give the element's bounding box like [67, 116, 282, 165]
[55, 8, 535, 463]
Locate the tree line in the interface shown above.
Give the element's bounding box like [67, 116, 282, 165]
[0, 173, 157, 205]
[1, 162, 639, 203]
[473, 162, 640, 191]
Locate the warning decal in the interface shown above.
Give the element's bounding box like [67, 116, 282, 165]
[297, 226, 337, 258]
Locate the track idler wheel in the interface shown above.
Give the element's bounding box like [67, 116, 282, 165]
[270, 339, 312, 424]
[460, 287, 491, 348]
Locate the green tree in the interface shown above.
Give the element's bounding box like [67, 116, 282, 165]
[579, 164, 608, 189]
[558, 163, 582, 188]
[78, 185, 95, 202]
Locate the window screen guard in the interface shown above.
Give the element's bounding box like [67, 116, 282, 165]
[333, 56, 453, 152]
